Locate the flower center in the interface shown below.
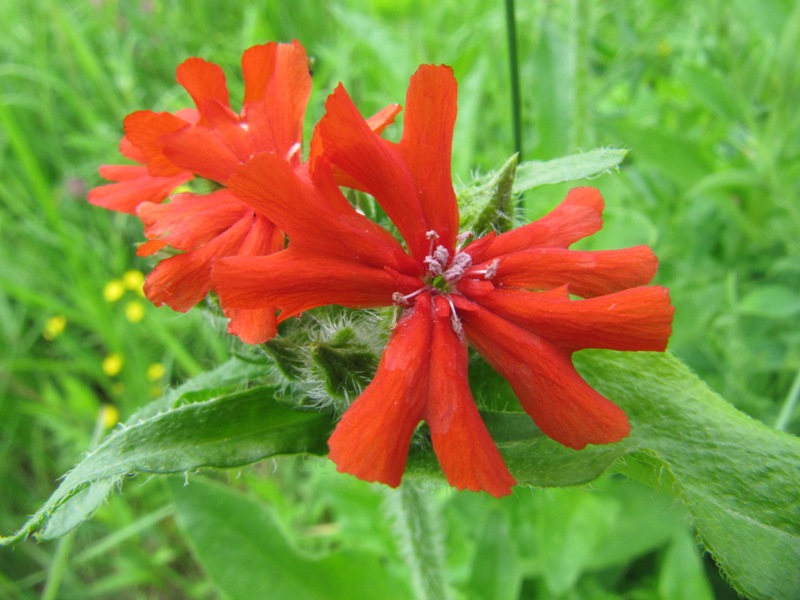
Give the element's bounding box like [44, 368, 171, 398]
[392, 230, 475, 338]
[422, 230, 473, 291]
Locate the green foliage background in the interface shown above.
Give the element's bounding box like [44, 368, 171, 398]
[1, 0, 799, 598]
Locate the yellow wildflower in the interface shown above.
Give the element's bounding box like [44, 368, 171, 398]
[103, 280, 125, 302]
[43, 315, 67, 340]
[102, 352, 124, 377]
[123, 270, 145, 296]
[147, 363, 165, 381]
[125, 301, 145, 323]
[100, 404, 120, 429]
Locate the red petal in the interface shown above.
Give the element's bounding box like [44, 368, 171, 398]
[309, 102, 403, 188]
[465, 187, 605, 262]
[136, 239, 166, 257]
[240, 42, 280, 105]
[119, 136, 146, 163]
[123, 111, 190, 177]
[137, 189, 248, 252]
[398, 65, 460, 251]
[460, 286, 674, 353]
[89, 167, 191, 214]
[224, 307, 278, 344]
[425, 296, 516, 497]
[218, 213, 284, 344]
[228, 153, 415, 273]
[212, 250, 403, 319]
[328, 294, 433, 487]
[175, 57, 231, 120]
[365, 103, 402, 135]
[144, 213, 252, 311]
[241, 41, 311, 162]
[236, 210, 285, 257]
[457, 299, 630, 449]
[161, 122, 242, 184]
[317, 84, 429, 259]
[481, 245, 659, 297]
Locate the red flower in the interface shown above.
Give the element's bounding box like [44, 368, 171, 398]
[88, 41, 400, 343]
[213, 65, 673, 496]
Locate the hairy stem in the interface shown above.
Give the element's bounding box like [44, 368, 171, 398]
[384, 482, 450, 600]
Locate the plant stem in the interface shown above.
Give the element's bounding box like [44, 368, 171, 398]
[384, 482, 450, 600]
[41, 531, 76, 600]
[504, 0, 523, 162]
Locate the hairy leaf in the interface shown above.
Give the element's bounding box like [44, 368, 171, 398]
[512, 148, 627, 193]
[578, 351, 800, 600]
[1, 382, 333, 544]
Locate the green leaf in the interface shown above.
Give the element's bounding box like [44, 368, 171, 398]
[1, 384, 333, 544]
[407, 411, 625, 488]
[458, 154, 517, 235]
[737, 284, 800, 319]
[170, 477, 412, 600]
[512, 148, 628, 194]
[578, 350, 800, 600]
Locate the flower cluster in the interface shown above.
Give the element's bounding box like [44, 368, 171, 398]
[91, 41, 673, 497]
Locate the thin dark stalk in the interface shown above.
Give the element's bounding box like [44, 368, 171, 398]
[504, 0, 523, 161]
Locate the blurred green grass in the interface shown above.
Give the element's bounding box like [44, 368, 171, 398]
[1, 0, 798, 598]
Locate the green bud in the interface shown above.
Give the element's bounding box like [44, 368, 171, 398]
[310, 327, 379, 405]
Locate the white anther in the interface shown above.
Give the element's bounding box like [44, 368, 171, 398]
[483, 259, 499, 280]
[445, 296, 465, 340]
[456, 231, 473, 249]
[393, 288, 425, 307]
[426, 230, 440, 240]
[392, 292, 409, 306]
[433, 245, 450, 265]
[424, 257, 443, 276]
[443, 251, 473, 282]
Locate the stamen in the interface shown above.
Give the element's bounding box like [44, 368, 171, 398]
[483, 258, 499, 280]
[393, 288, 425, 307]
[456, 231, 473, 249]
[443, 251, 473, 282]
[392, 292, 408, 306]
[445, 295, 465, 340]
[433, 245, 450, 266]
[425, 230, 440, 257]
[424, 244, 450, 278]
[423, 256, 443, 276]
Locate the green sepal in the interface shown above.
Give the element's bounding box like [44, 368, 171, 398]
[457, 154, 518, 235]
[310, 327, 379, 402]
[263, 320, 313, 381]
